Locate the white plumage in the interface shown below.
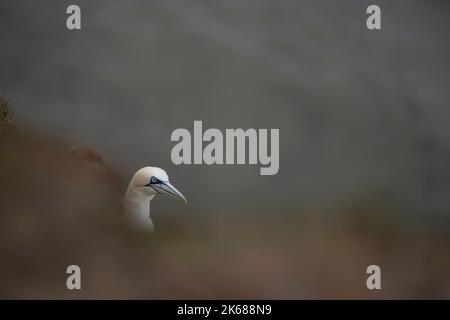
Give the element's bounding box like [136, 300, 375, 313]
[124, 167, 186, 232]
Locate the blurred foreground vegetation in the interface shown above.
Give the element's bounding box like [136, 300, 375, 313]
[1, 98, 450, 299]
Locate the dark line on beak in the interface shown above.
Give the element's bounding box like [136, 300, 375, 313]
[162, 182, 177, 196]
[143, 181, 163, 194]
[149, 184, 161, 194]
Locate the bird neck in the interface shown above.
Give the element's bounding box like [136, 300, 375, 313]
[124, 187, 155, 232]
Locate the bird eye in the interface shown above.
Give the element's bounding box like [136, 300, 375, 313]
[151, 177, 158, 183]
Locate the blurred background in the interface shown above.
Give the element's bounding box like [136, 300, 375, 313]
[1, 0, 450, 299]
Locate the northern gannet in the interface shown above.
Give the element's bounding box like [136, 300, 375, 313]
[124, 167, 186, 232]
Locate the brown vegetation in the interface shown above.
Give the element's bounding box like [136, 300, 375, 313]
[1, 98, 450, 299]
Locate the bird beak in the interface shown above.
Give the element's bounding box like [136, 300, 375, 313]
[156, 181, 187, 204]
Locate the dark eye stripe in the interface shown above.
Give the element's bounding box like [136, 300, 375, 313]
[150, 177, 160, 184]
[144, 176, 169, 187]
[144, 176, 159, 187]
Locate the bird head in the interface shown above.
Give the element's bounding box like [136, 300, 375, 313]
[128, 166, 187, 203]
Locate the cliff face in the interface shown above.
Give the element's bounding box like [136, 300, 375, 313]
[1, 1, 450, 298]
[1, 1, 450, 219]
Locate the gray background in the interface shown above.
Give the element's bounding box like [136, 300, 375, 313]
[1, 0, 450, 223]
